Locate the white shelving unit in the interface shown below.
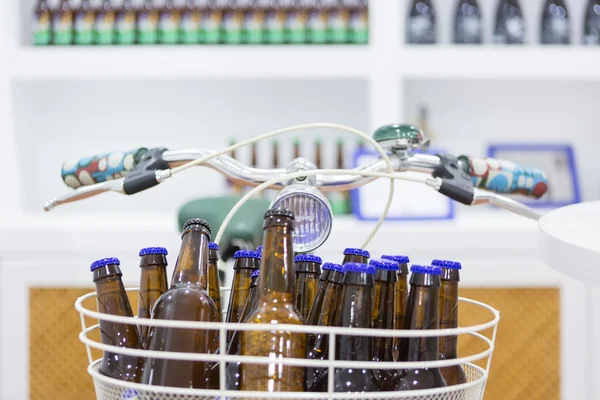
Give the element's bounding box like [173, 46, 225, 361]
[1, 0, 600, 399]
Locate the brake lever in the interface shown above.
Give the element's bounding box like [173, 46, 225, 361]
[472, 189, 542, 220]
[44, 178, 125, 211]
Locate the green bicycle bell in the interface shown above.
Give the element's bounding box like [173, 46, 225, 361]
[372, 124, 429, 152]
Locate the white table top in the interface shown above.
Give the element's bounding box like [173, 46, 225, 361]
[538, 201, 600, 286]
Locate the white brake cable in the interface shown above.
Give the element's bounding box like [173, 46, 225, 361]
[166, 123, 398, 251]
[215, 169, 429, 250]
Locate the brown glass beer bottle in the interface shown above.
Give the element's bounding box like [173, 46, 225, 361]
[225, 249, 260, 340]
[137, 247, 169, 349]
[395, 265, 447, 390]
[208, 242, 222, 320]
[294, 254, 322, 321]
[433, 259, 467, 385]
[142, 218, 220, 389]
[342, 247, 370, 264]
[91, 257, 143, 382]
[381, 254, 410, 361]
[240, 208, 306, 392]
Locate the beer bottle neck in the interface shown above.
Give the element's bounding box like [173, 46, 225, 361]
[342, 254, 368, 264]
[171, 228, 210, 290]
[403, 283, 440, 361]
[373, 279, 395, 330]
[439, 278, 459, 358]
[258, 224, 294, 302]
[93, 265, 134, 317]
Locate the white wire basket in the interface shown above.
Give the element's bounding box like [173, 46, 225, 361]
[75, 288, 499, 400]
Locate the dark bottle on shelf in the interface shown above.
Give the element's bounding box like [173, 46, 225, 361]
[330, 139, 351, 215]
[137, 247, 169, 349]
[453, 0, 482, 44]
[251, 141, 258, 167]
[208, 242, 222, 320]
[287, 0, 310, 43]
[33, 0, 52, 45]
[370, 258, 399, 390]
[73, 0, 95, 45]
[432, 259, 467, 386]
[53, 0, 74, 45]
[541, 0, 570, 44]
[349, 0, 368, 44]
[272, 139, 280, 168]
[158, 0, 182, 44]
[91, 257, 143, 382]
[225, 269, 259, 390]
[406, 0, 436, 44]
[305, 262, 344, 391]
[395, 265, 447, 390]
[245, 0, 269, 44]
[308, 0, 329, 44]
[342, 247, 370, 264]
[265, 0, 290, 44]
[115, 0, 136, 44]
[294, 254, 323, 321]
[137, 0, 159, 44]
[293, 137, 301, 158]
[205, 0, 226, 44]
[493, 0, 525, 44]
[328, 0, 350, 43]
[240, 209, 307, 392]
[225, 249, 261, 340]
[583, 0, 600, 45]
[381, 254, 409, 362]
[180, 0, 203, 44]
[223, 0, 247, 44]
[314, 262, 380, 392]
[143, 218, 220, 389]
[314, 138, 322, 169]
[94, 0, 116, 44]
[226, 138, 243, 194]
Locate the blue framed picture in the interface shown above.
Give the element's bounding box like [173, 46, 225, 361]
[487, 144, 580, 207]
[350, 149, 454, 221]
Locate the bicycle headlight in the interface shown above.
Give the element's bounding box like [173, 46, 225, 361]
[271, 184, 333, 253]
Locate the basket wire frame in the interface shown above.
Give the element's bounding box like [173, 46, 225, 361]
[76, 287, 499, 400]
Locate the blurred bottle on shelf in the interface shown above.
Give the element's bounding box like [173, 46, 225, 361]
[314, 138, 322, 169]
[288, 0, 310, 43]
[381, 254, 409, 361]
[293, 137, 301, 158]
[137, 247, 169, 349]
[329, 139, 351, 215]
[223, 0, 247, 44]
[73, 0, 95, 45]
[583, 0, 600, 45]
[493, 0, 525, 44]
[33, 0, 52, 45]
[395, 265, 446, 390]
[370, 258, 399, 390]
[227, 138, 243, 194]
[94, 0, 115, 44]
[143, 218, 220, 389]
[226, 269, 260, 390]
[272, 139, 280, 168]
[417, 104, 434, 140]
[240, 209, 306, 392]
[349, 0, 368, 44]
[251, 141, 259, 167]
[453, 0, 482, 44]
[204, 0, 226, 44]
[304, 262, 344, 391]
[328, 0, 350, 43]
[115, 0, 137, 44]
[406, 0, 436, 44]
[245, 0, 269, 43]
[434, 259, 467, 385]
[225, 250, 260, 341]
[265, 0, 289, 43]
[294, 254, 323, 321]
[158, 0, 182, 44]
[53, 0, 74, 45]
[208, 242, 222, 320]
[137, 0, 159, 44]
[180, 0, 203, 44]
[342, 247, 369, 264]
[91, 257, 143, 382]
[541, 0, 570, 44]
[308, 0, 329, 43]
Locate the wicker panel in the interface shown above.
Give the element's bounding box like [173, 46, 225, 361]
[458, 288, 560, 400]
[29, 288, 139, 400]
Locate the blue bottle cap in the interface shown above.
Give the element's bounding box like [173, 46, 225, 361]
[431, 259, 462, 270]
[381, 254, 410, 264]
[343, 262, 376, 274]
[370, 258, 400, 271]
[256, 245, 262, 253]
[209, 242, 219, 250]
[139, 247, 168, 256]
[294, 254, 323, 264]
[251, 270, 260, 278]
[410, 265, 443, 275]
[90, 257, 120, 271]
[234, 250, 261, 259]
[431, 259, 447, 267]
[343, 248, 370, 258]
[322, 262, 344, 273]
